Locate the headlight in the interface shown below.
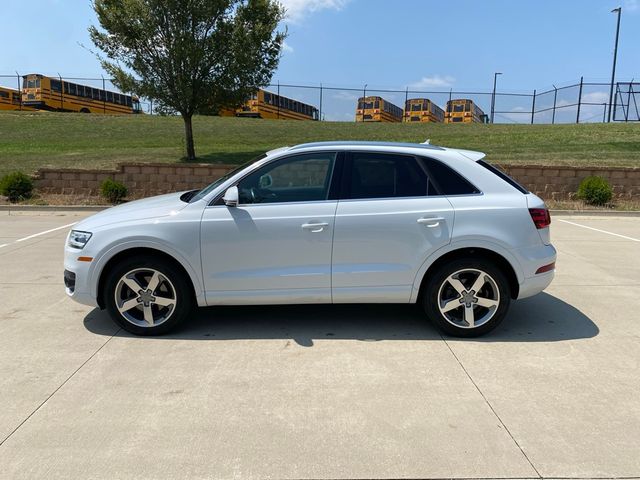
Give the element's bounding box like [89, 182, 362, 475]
[68, 230, 92, 249]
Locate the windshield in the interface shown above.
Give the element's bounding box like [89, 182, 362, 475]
[188, 153, 267, 203]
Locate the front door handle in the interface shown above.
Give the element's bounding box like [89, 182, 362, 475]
[417, 217, 446, 228]
[302, 222, 329, 233]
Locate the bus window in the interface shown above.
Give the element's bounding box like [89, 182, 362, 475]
[51, 80, 62, 93]
[107, 91, 113, 103]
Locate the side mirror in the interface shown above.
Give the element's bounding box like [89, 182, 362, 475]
[222, 186, 239, 207]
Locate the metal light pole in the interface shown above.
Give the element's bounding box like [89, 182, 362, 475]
[607, 7, 622, 123]
[490, 72, 502, 124]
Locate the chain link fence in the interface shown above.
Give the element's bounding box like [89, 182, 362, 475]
[1, 72, 637, 124]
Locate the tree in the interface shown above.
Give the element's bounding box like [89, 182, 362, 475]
[89, 0, 285, 160]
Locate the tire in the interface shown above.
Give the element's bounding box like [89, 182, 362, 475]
[104, 255, 194, 335]
[423, 257, 511, 337]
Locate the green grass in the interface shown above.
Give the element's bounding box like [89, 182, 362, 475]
[0, 111, 639, 176]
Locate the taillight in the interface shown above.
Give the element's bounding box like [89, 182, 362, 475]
[529, 208, 551, 229]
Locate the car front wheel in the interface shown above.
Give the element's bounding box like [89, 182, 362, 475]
[104, 255, 193, 335]
[423, 258, 511, 337]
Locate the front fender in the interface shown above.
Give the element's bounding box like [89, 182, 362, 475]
[88, 238, 206, 307]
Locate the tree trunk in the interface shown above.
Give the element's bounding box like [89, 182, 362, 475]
[182, 113, 196, 160]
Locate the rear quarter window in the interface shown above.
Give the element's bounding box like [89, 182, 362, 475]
[422, 158, 480, 196]
[477, 160, 529, 194]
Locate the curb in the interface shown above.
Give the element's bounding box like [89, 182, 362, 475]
[550, 209, 640, 217]
[0, 205, 109, 212]
[2, 205, 640, 217]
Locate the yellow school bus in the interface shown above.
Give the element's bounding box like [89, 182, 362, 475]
[403, 98, 444, 123]
[223, 89, 318, 120]
[0, 86, 34, 111]
[21, 74, 142, 114]
[445, 99, 487, 123]
[356, 96, 403, 122]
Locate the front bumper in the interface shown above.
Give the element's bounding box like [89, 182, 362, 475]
[64, 246, 99, 308]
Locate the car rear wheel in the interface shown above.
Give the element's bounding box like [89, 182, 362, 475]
[104, 256, 193, 335]
[423, 258, 511, 337]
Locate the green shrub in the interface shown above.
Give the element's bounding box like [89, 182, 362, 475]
[0, 171, 33, 202]
[577, 176, 613, 206]
[100, 178, 128, 204]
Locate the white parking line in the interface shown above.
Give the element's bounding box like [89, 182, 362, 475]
[9, 222, 78, 245]
[558, 219, 640, 242]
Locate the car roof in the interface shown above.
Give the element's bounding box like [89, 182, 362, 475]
[274, 140, 486, 162]
[287, 141, 445, 151]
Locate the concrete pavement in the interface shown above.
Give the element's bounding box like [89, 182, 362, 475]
[0, 211, 639, 479]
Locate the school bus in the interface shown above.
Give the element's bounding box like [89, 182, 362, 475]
[21, 74, 142, 114]
[356, 96, 403, 122]
[222, 89, 318, 120]
[403, 98, 444, 123]
[445, 99, 488, 123]
[0, 86, 34, 111]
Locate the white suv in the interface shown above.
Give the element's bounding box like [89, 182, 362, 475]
[64, 141, 556, 337]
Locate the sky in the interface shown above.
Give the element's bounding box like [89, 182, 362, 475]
[2, 0, 639, 122]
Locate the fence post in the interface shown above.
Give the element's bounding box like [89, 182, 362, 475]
[277, 81, 280, 119]
[101, 75, 106, 114]
[361, 84, 367, 123]
[319, 83, 323, 121]
[404, 87, 408, 122]
[58, 73, 64, 112]
[576, 76, 583, 124]
[530, 89, 536, 124]
[150, 99, 153, 114]
[15, 71, 21, 110]
[625, 81, 632, 122]
[552, 85, 557, 124]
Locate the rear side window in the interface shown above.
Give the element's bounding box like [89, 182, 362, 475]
[423, 158, 480, 195]
[348, 153, 429, 199]
[477, 160, 528, 194]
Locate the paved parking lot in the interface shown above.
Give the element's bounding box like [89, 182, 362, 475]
[0, 209, 639, 479]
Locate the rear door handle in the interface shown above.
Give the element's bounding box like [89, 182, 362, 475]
[302, 222, 329, 233]
[417, 217, 446, 227]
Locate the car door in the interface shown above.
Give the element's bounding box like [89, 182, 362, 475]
[332, 151, 455, 303]
[200, 151, 340, 305]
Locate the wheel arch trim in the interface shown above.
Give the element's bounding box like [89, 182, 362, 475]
[89, 240, 205, 308]
[410, 239, 524, 303]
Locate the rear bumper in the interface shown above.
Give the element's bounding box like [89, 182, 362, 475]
[518, 270, 555, 299]
[512, 243, 557, 299]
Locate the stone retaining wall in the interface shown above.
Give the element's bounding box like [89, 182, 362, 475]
[35, 163, 235, 199]
[34, 162, 640, 200]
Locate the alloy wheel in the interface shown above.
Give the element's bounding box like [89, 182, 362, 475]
[114, 268, 177, 327]
[437, 268, 500, 329]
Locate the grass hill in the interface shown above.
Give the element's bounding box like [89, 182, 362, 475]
[0, 111, 638, 176]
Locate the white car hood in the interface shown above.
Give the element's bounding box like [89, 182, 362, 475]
[75, 191, 190, 231]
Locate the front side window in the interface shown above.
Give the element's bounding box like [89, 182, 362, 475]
[237, 153, 336, 204]
[348, 153, 429, 199]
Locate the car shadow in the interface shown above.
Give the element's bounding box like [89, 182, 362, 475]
[84, 292, 599, 345]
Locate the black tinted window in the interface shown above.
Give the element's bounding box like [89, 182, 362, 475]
[349, 153, 429, 199]
[423, 158, 480, 195]
[478, 160, 528, 193]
